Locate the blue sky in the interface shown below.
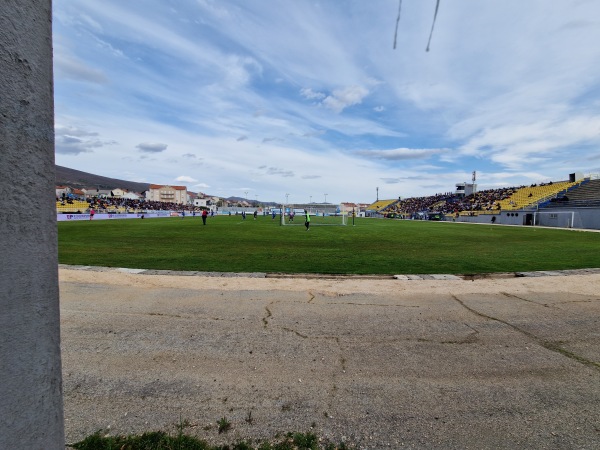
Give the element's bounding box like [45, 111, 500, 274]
[53, 0, 600, 204]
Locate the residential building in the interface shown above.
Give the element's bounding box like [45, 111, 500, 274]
[147, 184, 188, 205]
[55, 185, 71, 198]
[122, 191, 142, 200]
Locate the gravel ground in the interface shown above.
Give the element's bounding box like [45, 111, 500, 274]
[60, 268, 600, 449]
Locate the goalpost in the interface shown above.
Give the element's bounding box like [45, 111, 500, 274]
[533, 210, 582, 229]
[280, 205, 347, 226]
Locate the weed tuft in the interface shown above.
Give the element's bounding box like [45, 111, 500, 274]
[218, 416, 232, 434]
[67, 430, 211, 450]
[67, 428, 352, 450]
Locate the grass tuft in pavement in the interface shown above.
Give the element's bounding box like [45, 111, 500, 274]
[67, 430, 345, 450]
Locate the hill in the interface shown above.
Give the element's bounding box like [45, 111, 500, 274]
[55, 165, 275, 203]
[225, 195, 276, 206]
[55, 165, 150, 193]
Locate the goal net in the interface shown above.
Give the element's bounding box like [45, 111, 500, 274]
[279, 206, 347, 226]
[533, 210, 583, 229]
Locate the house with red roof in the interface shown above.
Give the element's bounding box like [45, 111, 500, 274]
[147, 184, 188, 205]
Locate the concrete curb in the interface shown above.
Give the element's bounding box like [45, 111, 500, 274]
[59, 264, 600, 280]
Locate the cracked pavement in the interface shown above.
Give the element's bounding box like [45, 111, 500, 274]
[60, 268, 600, 449]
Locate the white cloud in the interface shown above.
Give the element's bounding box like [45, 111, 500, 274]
[55, 125, 115, 155]
[53, 52, 107, 84]
[356, 148, 449, 161]
[222, 54, 263, 88]
[176, 175, 198, 182]
[322, 86, 369, 113]
[91, 35, 126, 59]
[55, 125, 98, 138]
[380, 178, 402, 184]
[136, 142, 168, 153]
[55, 136, 94, 155]
[266, 167, 295, 177]
[78, 14, 104, 32]
[262, 137, 283, 143]
[454, 114, 600, 170]
[300, 88, 325, 100]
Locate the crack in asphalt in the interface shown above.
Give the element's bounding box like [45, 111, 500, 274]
[309, 291, 419, 308]
[325, 301, 419, 308]
[554, 299, 598, 305]
[441, 323, 479, 344]
[262, 306, 272, 328]
[281, 327, 308, 339]
[500, 291, 554, 308]
[451, 294, 600, 371]
[327, 337, 345, 412]
[147, 312, 184, 318]
[61, 308, 234, 321]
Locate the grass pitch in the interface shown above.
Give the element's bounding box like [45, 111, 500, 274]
[57, 216, 600, 275]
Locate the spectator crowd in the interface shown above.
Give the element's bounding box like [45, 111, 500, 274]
[380, 186, 523, 218]
[57, 195, 208, 214]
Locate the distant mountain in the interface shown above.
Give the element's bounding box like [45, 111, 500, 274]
[55, 165, 279, 203]
[55, 165, 150, 193]
[226, 196, 277, 206]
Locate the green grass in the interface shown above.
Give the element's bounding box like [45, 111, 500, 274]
[68, 430, 331, 450]
[217, 417, 231, 434]
[57, 216, 600, 275]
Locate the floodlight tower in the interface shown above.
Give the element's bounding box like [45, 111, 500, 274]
[285, 193, 289, 204]
[324, 193, 328, 203]
[376, 186, 379, 201]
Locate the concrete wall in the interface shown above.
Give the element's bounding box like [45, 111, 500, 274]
[535, 208, 600, 230]
[0, 1, 65, 448]
[454, 208, 600, 230]
[455, 212, 527, 227]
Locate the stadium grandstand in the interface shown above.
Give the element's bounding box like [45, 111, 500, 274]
[361, 173, 600, 229]
[540, 178, 600, 209]
[376, 179, 585, 219]
[56, 173, 600, 229]
[56, 196, 208, 214]
[365, 199, 398, 214]
[493, 180, 580, 211]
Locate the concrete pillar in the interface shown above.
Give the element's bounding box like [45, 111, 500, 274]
[0, 1, 65, 448]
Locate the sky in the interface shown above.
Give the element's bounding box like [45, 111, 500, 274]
[53, 0, 600, 204]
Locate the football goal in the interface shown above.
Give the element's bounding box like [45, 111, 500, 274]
[533, 210, 583, 229]
[280, 206, 347, 226]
